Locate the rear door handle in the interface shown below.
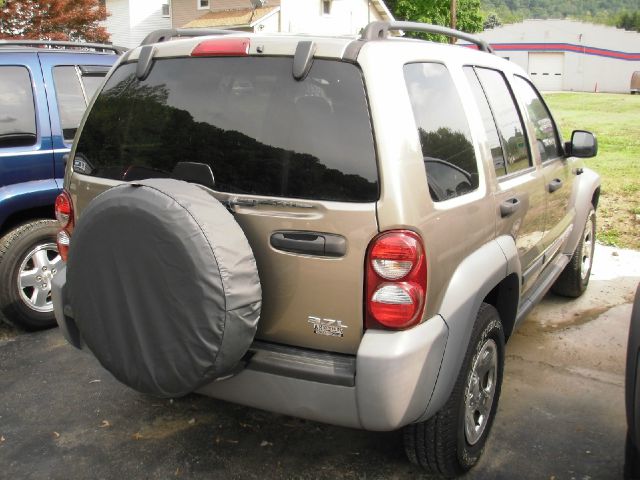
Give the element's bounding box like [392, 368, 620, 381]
[270, 231, 346, 257]
[548, 178, 563, 193]
[500, 197, 521, 218]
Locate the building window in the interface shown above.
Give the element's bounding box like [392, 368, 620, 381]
[321, 0, 332, 15]
[162, 1, 170, 17]
[197, 0, 209, 9]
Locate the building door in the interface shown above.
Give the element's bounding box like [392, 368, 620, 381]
[528, 52, 564, 91]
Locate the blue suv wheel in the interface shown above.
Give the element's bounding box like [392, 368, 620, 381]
[0, 220, 60, 329]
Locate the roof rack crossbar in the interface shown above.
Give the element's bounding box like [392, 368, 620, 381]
[140, 28, 239, 46]
[360, 21, 494, 54]
[0, 40, 126, 55]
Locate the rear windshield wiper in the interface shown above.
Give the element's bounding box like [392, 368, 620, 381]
[79, 65, 111, 77]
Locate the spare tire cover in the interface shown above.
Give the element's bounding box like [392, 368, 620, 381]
[67, 179, 261, 398]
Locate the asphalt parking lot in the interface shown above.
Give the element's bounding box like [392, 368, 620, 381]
[1, 244, 639, 479]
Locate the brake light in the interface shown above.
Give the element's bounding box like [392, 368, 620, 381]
[365, 231, 427, 330]
[191, 38, 250, 57]
[55, 191, 74, 261]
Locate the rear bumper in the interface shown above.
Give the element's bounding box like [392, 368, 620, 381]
[52, 265, 449, 431]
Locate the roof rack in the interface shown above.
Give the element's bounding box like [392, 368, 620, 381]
[360, 21, 494, 54]
[0, 40, 126, 55]
[140, 28, 238, 46]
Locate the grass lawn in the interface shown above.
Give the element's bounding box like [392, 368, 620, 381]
[544, 92, 640, 250]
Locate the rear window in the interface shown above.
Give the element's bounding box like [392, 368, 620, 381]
[74, 57, 378, 203]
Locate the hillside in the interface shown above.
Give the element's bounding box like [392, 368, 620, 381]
[481, 0, 638, 24]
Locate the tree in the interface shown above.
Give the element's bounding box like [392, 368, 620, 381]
[389, 0, 483, 42]
[483, 12, 502, 29]
[617, 11, 640, 32]
[0, 0, 109, 42]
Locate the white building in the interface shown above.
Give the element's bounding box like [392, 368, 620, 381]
[103, 0, 172, 49]
[473, 20, 640, 93]
[173, 0, 393, 35]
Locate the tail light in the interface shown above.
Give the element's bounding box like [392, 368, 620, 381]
[365, 230, 427, 330]
[55, 191, 74, 261]
[191, 38, 250, 57]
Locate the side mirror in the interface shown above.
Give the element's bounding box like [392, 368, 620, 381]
[566, 130, 598, 158]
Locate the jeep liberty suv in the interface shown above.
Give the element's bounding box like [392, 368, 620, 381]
[52, 22, 600, 477]
[0, 40, 122, 330]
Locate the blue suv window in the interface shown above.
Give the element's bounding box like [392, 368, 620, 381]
[0, 66, 37, 148]
[53, 66, 106, 142]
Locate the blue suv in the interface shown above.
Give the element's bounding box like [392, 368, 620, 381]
[0, 40, 122, 330]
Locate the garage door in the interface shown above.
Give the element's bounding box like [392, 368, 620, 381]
[528, 52, 564, 91]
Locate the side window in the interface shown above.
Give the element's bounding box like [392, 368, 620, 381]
[53, 66, 89, 142]
[80, 75, 104, 101]
[463, 67, 507, 177]
[404, 63, 479, 202]
[0, 66, 37, 148]
[512, 76, 562, 162]
[474, 68, 532, 176]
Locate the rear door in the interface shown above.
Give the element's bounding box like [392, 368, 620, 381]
[465, 67, 548, 293]
[70, 55, 379, 355]
[0, 53, 53, 189]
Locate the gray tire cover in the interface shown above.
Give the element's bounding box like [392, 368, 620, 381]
[66, 179, 261, 397]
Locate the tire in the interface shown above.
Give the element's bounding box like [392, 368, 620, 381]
[552, 207, 596, 298]
[403, 303, 505, 477]
[67, 179, 261, 398]
[626, 432, 640, 480]
[0, 220, 61, 330]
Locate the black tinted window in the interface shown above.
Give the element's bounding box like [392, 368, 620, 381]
[474, 68, 531, 175]
[404, 63, 479, 202]
[512, 76, 562, 162]
[0, 66, 36, 148]
[75, 57, 378, 203]
[53, 66, 87, 142]
[464, 67, 507, 176]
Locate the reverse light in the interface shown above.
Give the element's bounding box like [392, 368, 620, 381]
[56, 230, 71, 262]
[191, 38, 250, 57]
[55, 191, 74, 261]
[365, 231, 427, 330]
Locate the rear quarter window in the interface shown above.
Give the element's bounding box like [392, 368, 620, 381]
[404, 63, 479, 202]
[74, 57, 379, 203]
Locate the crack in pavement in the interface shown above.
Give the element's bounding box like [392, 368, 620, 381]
[506, 353, 624, 387]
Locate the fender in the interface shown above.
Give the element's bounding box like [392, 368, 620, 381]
[0, 179, 61, 231]
[563, 167, 600, 255]
[418, 235, 521, 422]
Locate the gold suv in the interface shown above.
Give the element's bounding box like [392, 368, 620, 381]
[52, 22, 600, 477]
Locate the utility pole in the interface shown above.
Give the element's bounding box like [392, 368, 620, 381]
[450, 0, 457, 44]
